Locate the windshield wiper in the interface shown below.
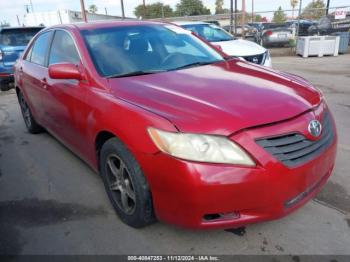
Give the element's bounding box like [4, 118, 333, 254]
[215, 38, 233, 42]
[106, 70, 166, 79]
[169, 61, 218, 71]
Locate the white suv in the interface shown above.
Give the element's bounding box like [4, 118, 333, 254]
[174, 21, 272, 67]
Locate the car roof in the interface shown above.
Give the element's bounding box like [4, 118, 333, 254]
[44, 20, 166, 31]
[172, 21, 209, 26]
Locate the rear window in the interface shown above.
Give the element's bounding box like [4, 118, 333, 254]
[0, 28, 43, 46]
[263, 24, 288, 29]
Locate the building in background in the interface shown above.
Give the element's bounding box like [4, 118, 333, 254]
[23, 9, 133, 27]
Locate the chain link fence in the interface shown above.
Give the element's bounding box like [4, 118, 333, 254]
[141, 2, 350, 27]
[133, 1, 350, 47]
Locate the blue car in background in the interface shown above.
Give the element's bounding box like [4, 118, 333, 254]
[0, 26, 43, 91]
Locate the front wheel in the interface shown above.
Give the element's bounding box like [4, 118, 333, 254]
[17, 90, 43, 134]
[100, 137, 155, 228]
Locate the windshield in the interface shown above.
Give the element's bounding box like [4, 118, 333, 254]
[0, 28, 42, 46]
[182, 24, 234, 42]
[82, 24, 224, 77]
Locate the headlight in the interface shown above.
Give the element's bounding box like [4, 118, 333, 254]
[148, 128, 255, 166]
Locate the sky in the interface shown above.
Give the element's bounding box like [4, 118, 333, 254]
[1, 0, 349, 26]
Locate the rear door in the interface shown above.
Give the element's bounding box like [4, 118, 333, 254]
[20, 31, 53, 122]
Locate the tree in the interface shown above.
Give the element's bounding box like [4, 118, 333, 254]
[88, 4, 98, 14]
[253, 14, 263, 22]
[215, 0, 224, 14]
[300, 0, 326, 20]
[134, 2, 174, 19]
[175, 0, 211, 16]
[290, 0, 298, 19]
[273, 6, 287, 23]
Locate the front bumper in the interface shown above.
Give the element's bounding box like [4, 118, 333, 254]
[137, 106, 337, 229]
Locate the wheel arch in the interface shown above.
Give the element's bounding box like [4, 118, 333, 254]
[15, 85, 21, 95]
[95, 130, 117, 171]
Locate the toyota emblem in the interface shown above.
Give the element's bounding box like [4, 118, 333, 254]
[308, 120, 322, 137]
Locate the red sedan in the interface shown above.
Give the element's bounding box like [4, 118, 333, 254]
[14, 21, 337, 229]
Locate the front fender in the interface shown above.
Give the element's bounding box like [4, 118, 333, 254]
[85, 87, 177, 169]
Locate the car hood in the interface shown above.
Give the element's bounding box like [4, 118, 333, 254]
[212, 39, 266, 57]
[108, 60, 321, 136]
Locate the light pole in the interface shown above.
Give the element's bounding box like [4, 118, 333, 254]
[80, 0, 87, 22]
[326, 0, 330, 15]
[230, 0, 233, 34]
[296, 0, 303, 46]
[120, 0, 125, 19]
[143, 0, 146, 19]
[234, 0, 237, 35]
[251, 0, 254, 23]
[241, 0, 246, 38]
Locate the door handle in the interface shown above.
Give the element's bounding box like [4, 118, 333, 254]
[40, 78, 48, 89]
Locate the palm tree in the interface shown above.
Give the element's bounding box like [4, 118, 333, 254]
[291, 0, 298, 19]
[88, 4, 98, 14]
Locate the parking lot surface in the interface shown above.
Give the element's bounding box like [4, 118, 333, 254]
[0, 54, 350, 255]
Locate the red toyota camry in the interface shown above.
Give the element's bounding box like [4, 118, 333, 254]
[14, 21, 337, 229]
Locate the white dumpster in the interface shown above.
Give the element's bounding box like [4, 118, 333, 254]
[296, 36, 340, 58]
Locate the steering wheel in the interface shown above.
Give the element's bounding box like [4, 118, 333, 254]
[161, 53, 182, 68]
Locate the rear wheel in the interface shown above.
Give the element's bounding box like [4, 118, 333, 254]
[100, 137, 155, 228]
[17, 90, 43, 134]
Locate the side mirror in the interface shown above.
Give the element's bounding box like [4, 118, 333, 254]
[48, 63, 82, 80]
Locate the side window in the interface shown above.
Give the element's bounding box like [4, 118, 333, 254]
[30, 32, 52, 66]
[49, 31, 80, 65]
[24, 44, 33, 61]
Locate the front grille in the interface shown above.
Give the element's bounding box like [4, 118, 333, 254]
[256, 111, 334, 167]
[243, 52, 266, 65]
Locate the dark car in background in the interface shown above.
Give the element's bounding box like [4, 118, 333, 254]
[0, 26, 43, 91]
[204, 20, 221, 27]
[223, 24, 260, 43]
[285, 20, 317, 36]
[248, 22, 264, 33]
[308, 14, 350, 36]
[261, 23, 293, 47]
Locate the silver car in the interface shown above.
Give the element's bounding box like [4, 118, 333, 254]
[261, 23, 293, 47]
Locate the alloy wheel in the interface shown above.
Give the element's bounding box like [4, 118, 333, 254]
[105, 154, 136, 215]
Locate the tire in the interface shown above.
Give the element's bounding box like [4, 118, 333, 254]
[0, 81, 11, 91]
[0, 84, 10, 92]
[100, 137, 155, 228]
[17, 90, 44, 134]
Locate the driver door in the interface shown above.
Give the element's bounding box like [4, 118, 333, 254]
[43, 29, 89, 156]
